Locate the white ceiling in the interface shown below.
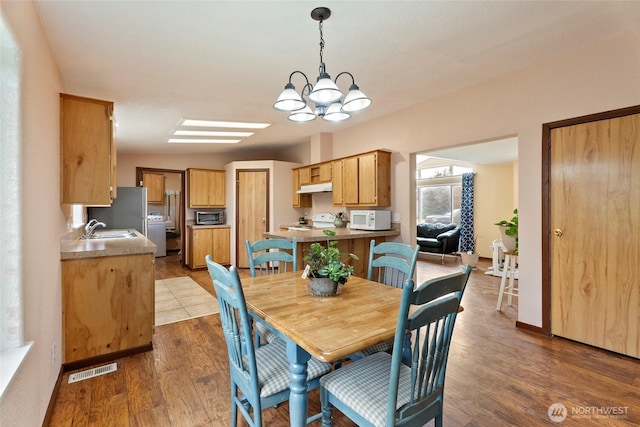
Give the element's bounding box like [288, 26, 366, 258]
[422, 136, 519, 165]
[34, 1, 640, 159]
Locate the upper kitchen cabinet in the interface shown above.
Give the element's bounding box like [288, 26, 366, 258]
[333, 150, 391, 207]
[187, 168, 226, 208]
[60, 93, 115, 206]
[292, 162, 332, 208]
[296, 162, 332, 186]
[142, 172, 165, 204]
[292, 168, 312, 208]
[298, 166, 312, 186]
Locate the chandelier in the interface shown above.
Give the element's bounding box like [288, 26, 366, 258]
[273, 7, 371, 122]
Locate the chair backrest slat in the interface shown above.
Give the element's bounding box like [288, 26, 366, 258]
[246, 238, 298, 277]
[368, 240, 419, 288]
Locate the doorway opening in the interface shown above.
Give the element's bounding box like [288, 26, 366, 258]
[414, 137, 518, 261]
[136, 167, 186, 266]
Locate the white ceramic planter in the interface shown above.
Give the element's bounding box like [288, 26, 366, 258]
[460, 252, 480, 268]
[499, 226, 517, 253]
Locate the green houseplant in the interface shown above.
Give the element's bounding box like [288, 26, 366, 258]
[495, 208, 518, 254]
[304, 229, 358, 296]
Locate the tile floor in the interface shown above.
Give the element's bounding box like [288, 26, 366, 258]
[154, 276, 218, 326]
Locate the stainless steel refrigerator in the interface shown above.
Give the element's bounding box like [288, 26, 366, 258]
[88, 187, 148, 236]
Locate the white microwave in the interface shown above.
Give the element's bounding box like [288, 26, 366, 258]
[349, 210, 391, 231]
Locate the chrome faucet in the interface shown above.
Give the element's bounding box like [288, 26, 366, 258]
[83, 219, 106, 239]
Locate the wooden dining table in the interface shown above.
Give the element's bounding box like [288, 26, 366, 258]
[242, 271, 404, 427]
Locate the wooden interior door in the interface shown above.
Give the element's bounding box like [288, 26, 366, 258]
[236, 169, 268, 268]
[550, 112, 639, 358]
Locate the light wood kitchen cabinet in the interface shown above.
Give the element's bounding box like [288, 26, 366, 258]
[298, 166, 312, 185]
[142, 172, 165, 204]
[188, 226, 230, 269]
[311, 162, 332, 183]
[60, 93, 115, 206]
[187, 168, 226, 208]
[292, 168, 312, 208]
[333, 150, 391, 207]
[332, 160, 344, 205]
[62, 253, 154, 365]
[297, 163, 332, 186]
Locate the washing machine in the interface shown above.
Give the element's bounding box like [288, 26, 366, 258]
[147, 215, 166, 257]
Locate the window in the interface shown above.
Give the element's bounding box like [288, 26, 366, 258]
[416, 158, 472, 225]
[0, 15, 32, 400]
[417, 184, 462, 225]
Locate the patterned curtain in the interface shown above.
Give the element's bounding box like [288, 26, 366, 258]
[459, 173, 475, 253]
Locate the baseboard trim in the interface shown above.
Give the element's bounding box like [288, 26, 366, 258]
[62, 343, 153, 372]
[516, 321, 547, 335]
[42, 365, 64, 427]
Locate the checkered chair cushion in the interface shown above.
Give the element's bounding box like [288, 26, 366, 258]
[255, 321, 279, 345]
[350, 339, 393, 359]
[320, 352, 412, 426]
[246, 338, 332, 398]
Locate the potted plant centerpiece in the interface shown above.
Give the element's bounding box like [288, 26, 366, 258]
[495, 208, 518, 254]
[304, 229, 358, 296]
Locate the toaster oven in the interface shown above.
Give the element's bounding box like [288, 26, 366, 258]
[196, 211, 224, 225]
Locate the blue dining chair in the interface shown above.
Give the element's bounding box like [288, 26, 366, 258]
[320, 266, 471, 427]
[246, 237, 298, 276]
[348, 240, 419, 361]
[206, 255, 331, 427]
[245, 238, 297, 346]
[367, 240, 420, 289]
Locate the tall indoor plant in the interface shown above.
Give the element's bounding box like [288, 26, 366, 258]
[495, 208, 518, 254]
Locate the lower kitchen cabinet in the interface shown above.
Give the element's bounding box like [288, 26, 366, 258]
[62, 253, 155, 366]
[188, 226, 230, 269]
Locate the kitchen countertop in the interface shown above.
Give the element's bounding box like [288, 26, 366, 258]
[186, 223, 232, 230]
[60, 229, 156, 260]
[264, 226, 400, 243]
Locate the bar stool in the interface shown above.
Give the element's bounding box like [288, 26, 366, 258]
[496, 251, 518, 311]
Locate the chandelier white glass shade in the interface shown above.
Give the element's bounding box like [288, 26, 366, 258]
[273, 7, 371, 123]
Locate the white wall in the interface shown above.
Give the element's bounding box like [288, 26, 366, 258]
[326, 28, 640, 328]
[1, 2, 65, 426]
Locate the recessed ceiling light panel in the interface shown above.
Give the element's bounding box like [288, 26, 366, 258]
[180, 119, 271, 129]
[174, 130, 254, 137]
[168, 138, 241, 144]
[169, 118, 270, 144]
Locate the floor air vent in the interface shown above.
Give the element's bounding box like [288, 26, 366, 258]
[68, 362, 117, 383]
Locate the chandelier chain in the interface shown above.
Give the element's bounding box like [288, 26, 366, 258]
[318, 20, 325, 68]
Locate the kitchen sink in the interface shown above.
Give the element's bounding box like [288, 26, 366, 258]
[85, 230, 138, 239]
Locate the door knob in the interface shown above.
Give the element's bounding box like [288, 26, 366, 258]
[554, 228, 563, 237]
[261, 218, 266, 223]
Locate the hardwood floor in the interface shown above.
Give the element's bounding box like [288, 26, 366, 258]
[48, 252, 640, 426]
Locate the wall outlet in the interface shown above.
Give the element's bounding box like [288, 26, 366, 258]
[51, 342, 56, 366]
[393, 213, 401, 222]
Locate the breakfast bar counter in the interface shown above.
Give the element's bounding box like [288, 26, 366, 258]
[264, 226, 400, 278]
[266, 226, 400, 243]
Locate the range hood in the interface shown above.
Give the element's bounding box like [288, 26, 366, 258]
[297, 182, 333, 194]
